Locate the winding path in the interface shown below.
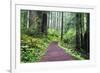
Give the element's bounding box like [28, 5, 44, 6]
[41, 41, 76, 62]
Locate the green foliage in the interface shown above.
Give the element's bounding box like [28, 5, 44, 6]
[21, 47, 37, 62]
[62, 28, 76, 48]
[47, 29, 60, 41]
[58, 43, 85, 60]
[21, 34, 48, 63]
[63, 28, 76, 43]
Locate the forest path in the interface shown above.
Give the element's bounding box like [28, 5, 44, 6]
[41, 41, 76, 62]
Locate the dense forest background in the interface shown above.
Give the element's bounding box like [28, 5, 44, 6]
[20, 10, 90, 63]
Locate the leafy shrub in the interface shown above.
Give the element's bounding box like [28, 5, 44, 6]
[21, 47, 37, 62]
[47, 29, 60, 41]
[63, 28, 76, 43]
[62, 28, 76, 48]
[21, 34, 48, 63]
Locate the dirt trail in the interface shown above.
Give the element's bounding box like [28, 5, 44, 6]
[41, 42, 76, 62]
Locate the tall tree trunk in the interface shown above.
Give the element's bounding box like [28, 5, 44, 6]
[41, 13, 47, 35]
[84, 13, 90, 59]
[47, 12, 49, 28]
[80, 13, 84, 50]
[61, 12, 63, 40]
[26, 11, 29, 29]
[76, 13, 81, 51]
[57, 12, 58, 30]
[51, 12, 52, 29]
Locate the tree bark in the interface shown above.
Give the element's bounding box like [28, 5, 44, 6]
[61, 12, 63, 40]
[26, 11, 29, 29]
[76, 13, 81, 51]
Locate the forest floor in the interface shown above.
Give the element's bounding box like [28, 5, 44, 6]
[40, 41, 77, 62]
